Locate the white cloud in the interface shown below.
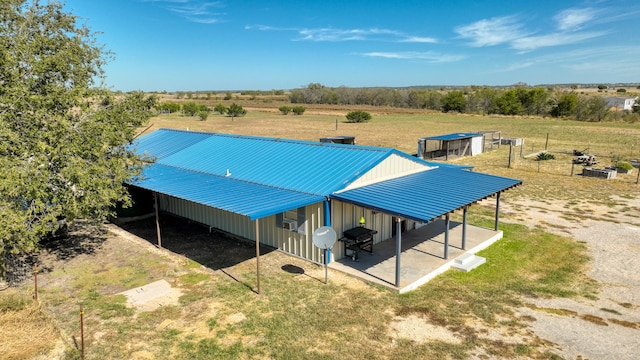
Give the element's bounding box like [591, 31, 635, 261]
[296, 27, 405, 42]
[361, 51, 464, 63]
[455, 15, 527, 47]
[502, 45, 640, 74]
[146, 0, 226, 24]
[511, 31, 607, 52]
[554, 8, 596, 31]
[247, 24, 438, 44]
[400, 36, 438, 44]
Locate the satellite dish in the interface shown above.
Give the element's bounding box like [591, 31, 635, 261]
[312, 226, 337, 250]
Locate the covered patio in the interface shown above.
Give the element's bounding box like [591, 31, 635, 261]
[329, 218, 502, 293]
[330, 167, 521, 292]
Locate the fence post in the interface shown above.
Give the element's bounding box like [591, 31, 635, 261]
[545, 133, 549, 150]
[33, 264, 38, 302]
[80, 305, 85, 360]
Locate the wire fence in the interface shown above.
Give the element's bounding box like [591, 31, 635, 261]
[2, 250, 37, 287]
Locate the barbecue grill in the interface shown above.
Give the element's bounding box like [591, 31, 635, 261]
[339, 226, 377, 261]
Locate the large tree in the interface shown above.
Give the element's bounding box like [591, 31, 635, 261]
[0, 0, 153, 283]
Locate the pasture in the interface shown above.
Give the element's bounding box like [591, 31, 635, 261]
[2, 107, 639, 359]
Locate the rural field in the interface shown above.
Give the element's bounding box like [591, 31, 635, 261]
[2, 106, 640, 359]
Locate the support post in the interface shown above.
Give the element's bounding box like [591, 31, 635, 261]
[323, 200, 332, 264]
[462, 207, 468, 250]
[324, 249, 328, 284]
[494, 192, 501, 231]
[153, 192, 162, 248]
[395, 218, 402, 287]
[255, 219, 260, 294]
[444, 214, 450, 259]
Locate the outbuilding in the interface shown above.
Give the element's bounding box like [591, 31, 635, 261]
[128, 129, 520, 291]
[417, 131, 501, 160]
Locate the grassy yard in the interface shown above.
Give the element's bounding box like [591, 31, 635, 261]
[2, 214, 595, 360]
[2, 109, 639, 359]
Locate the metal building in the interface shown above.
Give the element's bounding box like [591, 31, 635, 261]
[128, 129, 521, 289]
[417, 131, 501, 160]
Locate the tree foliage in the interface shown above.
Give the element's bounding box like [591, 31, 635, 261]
[550, 92, 578, 118]
[278, 105, 292, 115]
[198, 111, 209, 121]
[345, 110, 372, 123]
[291, 106, 305, 115]
[213, 103, 227, 115]
[227, 103, 246, 119]
[0, 1, 153, 275]
[441, 90, 466, 113]
[182, 102, 204, 116]
[158, 102, 181, 113]
[284, 84, 614, 121]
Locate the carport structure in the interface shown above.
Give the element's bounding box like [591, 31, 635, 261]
[128, 129, 521, 292]
[331, 167, 520, 288]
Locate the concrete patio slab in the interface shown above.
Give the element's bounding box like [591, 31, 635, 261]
[328, 219, 502, 293]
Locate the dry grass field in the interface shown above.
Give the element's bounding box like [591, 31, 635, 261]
[143, 102, 640, 200]
[2, 105, 640, 359]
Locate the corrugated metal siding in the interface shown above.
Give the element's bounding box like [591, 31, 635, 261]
[341, 153, 433, 191]
[330, 200, 393, 260]
[331, 167, 522, 223]
[160, 194, 327, 263]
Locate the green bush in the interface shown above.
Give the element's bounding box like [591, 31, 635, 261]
[292, 106, 306, 115]
[227, 103, 246, 118]
[213, 103, 227, 115]
[616, 161, 633, 170]
[345, 110, 372, 123]
[198, 111, 209, 121]
[536, 152, 555, 161]
[278, 105, 292, 115]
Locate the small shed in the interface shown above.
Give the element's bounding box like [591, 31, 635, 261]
[320, 136, 356, 145]
[417, 131, 500, 160]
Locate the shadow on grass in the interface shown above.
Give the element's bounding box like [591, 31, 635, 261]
[115, 212, 275, 272]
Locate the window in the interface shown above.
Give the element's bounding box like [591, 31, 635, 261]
[276, 207, 306, 234]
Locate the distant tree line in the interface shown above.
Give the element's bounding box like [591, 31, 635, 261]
[157, 101, 246, 120]
[289, 83, 639, 122]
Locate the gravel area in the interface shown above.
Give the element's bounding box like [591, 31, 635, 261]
[500, 196, 640, 360]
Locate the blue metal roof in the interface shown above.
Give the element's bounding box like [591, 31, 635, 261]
[331, 167, 522, 223]
[134, 129, 437, 195]
[421, 132, 482, 141]
[132, 164, 325, 220]
[132, 128, 213, 160]
[129, 129, 508, 221]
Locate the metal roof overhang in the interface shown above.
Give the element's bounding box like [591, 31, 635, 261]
[128, 164, 325, 221]
[331, 167, 522, 223]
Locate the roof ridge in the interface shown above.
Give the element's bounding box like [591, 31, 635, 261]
[154, 163, 327, 197]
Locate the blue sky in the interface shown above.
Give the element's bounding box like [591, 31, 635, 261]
[62, 0, 640, 92]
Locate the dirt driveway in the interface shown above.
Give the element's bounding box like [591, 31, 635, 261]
[500, 196, 640, 360]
